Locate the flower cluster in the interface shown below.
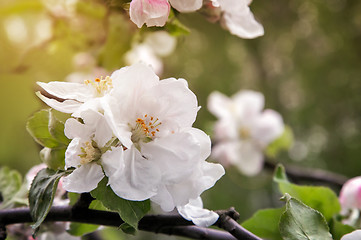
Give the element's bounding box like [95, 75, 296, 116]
[128, 0, 264, 39]
[208, 90, 284, 176]
[37, 63, 224, 226]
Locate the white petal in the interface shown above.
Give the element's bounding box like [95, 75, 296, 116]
[144, 31, 177, 57]
[168, 0, 202, 12]
[37, 81, 94, 101]
[141, 130, 200, 182]
[129, 0, 170, 28]
[139, 78, 198, 129]
[232, 90, 265, 119]
[187, 128, 211, 160]
[64, 118, 91, 140]
[194, 161, 225, 192]
[252, 109, 284, 146]
[212, 141, 263, 176]
[36, 92, 81, 114]
[150, 184, 175, 212]
[207, 91, 232, 119]
[65, 138, 83, 168]
[63, 163, 104, 193]
[177, 197, 219, 227]
[80, 110, 113, 148]
[341, 230, 361, 240]
[218, 0, 264, 39]
[102, 147, 161, 201]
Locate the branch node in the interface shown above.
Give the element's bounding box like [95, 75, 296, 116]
[216, 207, 240, 221]
[0, 225, 7, 240]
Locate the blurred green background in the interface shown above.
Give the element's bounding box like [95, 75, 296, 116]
[1, 0, 361, 238]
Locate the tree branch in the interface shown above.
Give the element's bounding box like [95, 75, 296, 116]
[264, 160, 348, 189]
[0, 206, 251, 240]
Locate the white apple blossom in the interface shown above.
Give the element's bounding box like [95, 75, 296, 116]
[204, 0, 264, 39]
[177, 197, 219, 227]
[208, 90, 284, 176]
[129, 0, 202, 28]
[101, 63, 225, 211]
[62, 109, 161, 198]
[341, 230, 361, 240]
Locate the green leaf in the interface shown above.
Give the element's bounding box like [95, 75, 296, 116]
[279, 193, 333, 240]
[266, 126, 293, 158]
[68, 222, 100, 237]
[119, 223, 136, 235]
[273, 164, 341, 221]
[39, 147, 66, 170]
[242, 208, 284, 240]
[91, 178, 150, 229]
[26, 109, 68, 149]
[48, 109, 70, 146]
[330, 217, 355, 240]
[0, 167, 24, 209]
[29, 168, 67, 230]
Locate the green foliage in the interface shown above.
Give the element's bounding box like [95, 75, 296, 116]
[279, 193, 333, 240]
[330, 217, 355, 240]
[242, 208, 284, 240]
[26, 109, 69, 170]
[165, 14, 190, 37]
[68, 222, 100, 237]
[0, 167, 28, 209]
[274, 164, 340, 222]
[29, 168, 67, 230]
[91, 177, 151, 229]
[266, 126, 293, 158]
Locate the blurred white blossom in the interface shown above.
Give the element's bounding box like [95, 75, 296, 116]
[125, 31, 177, 75]
[208, 90, 284, 176]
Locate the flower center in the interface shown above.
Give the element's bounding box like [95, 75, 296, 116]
[78, 141, 101, 165]
[131, 114, 162, 144]
[239, 127, 250, 139]
[84, 76, 113, 97]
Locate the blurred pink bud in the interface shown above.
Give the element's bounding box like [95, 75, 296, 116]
[339, 176, 361, 211]
[130, 0, 170, 28]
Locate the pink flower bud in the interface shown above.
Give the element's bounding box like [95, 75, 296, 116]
[339, 176, 361, 211]
[130, 0, 170, 28]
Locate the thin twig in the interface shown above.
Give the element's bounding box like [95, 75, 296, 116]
[0, 206, 241, 240]
[216, 208, 263, 240]
[264, 160, 348, 189]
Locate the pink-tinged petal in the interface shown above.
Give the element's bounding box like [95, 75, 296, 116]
[217, 0, 263, 39]
[102, 147, 161, 201]
[37, 81, 94, 102]
[141, 130, 200, 182]
[139, 78, 198, 129]
[168, 0, 202, 12]
[177, 197, 219, 227]
[36, 92, 81, 114]
[130, 0, 170, 28]
[251, 109, 284, 146]
[341, 230, 361, 240]
[207, 91, 233, 119]
[219, 0, 264, 39]
[339, 176, 361, 210]
[63, 163, 104, 193]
